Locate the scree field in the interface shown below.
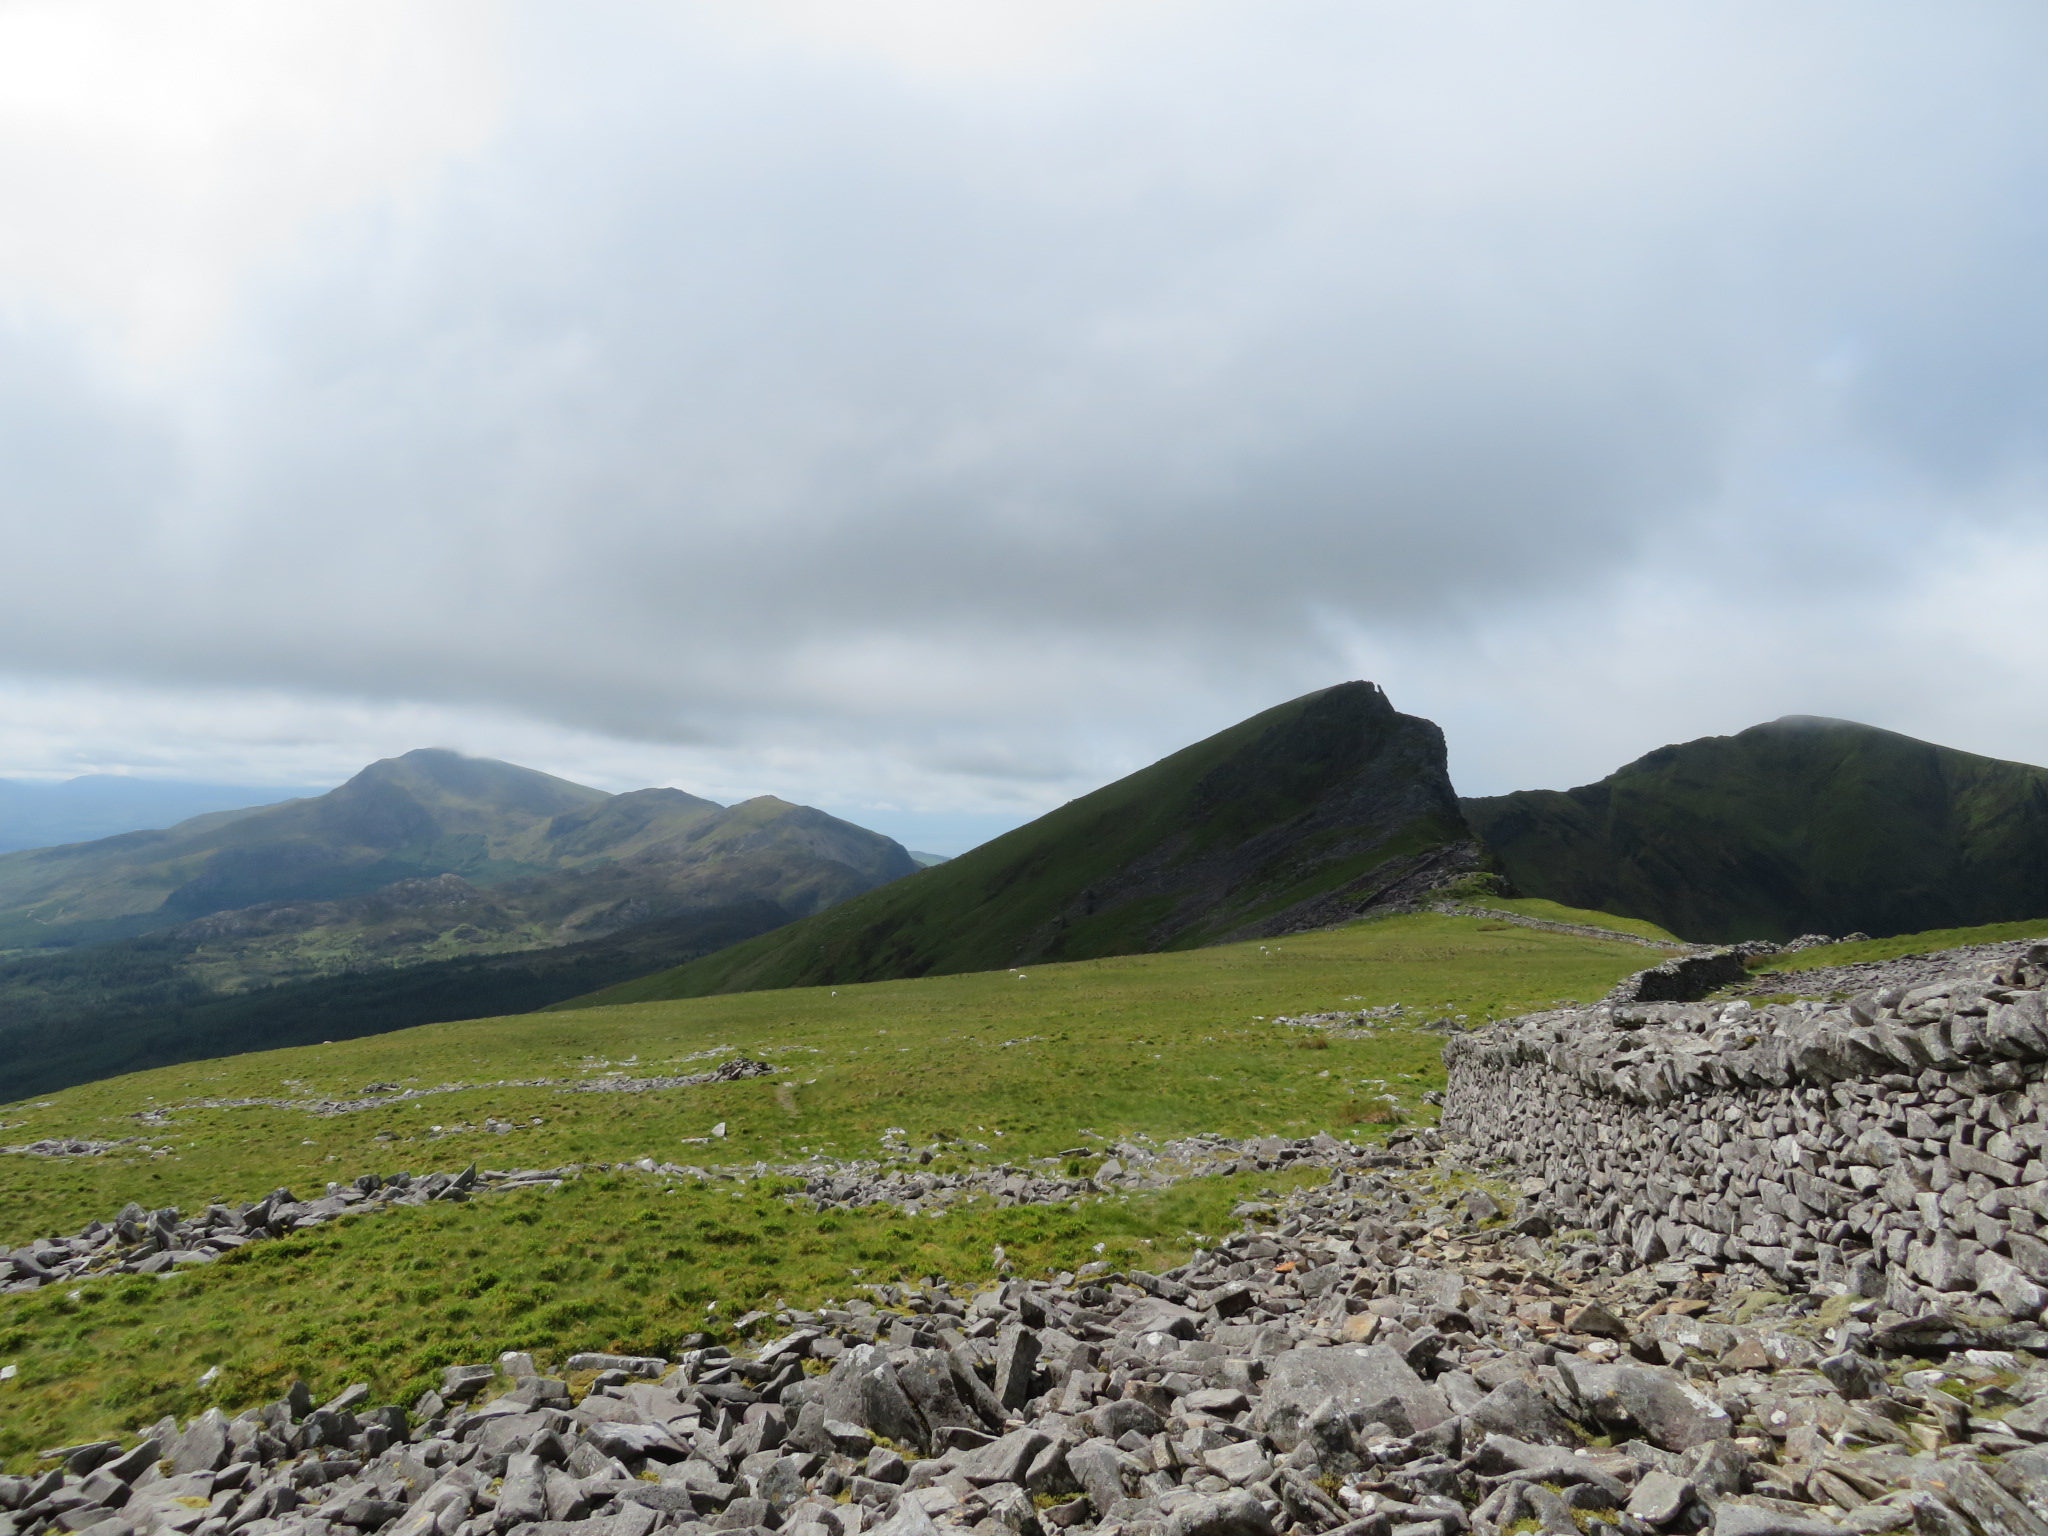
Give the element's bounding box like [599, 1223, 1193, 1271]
[0, 904, 1668, 1464]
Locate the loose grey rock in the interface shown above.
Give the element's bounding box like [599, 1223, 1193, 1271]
[1259, 1344, 1448, 1448]
[992, 1327, 1041, 1410]
[1628, 1470, 1696, 1526]
[1713, 1502, 1850, 1536]
[1559, 1360, 1732, 1452]
[1463, 1380, 1581, 1447]
[1162, 1489, 1276, 1536]
[1065, 1437, 1126, 1515]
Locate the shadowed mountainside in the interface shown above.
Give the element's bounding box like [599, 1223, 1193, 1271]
[0, 899, 795, 1098]
[1463, 715, 2048, 943]
[566, 681, 1490, 1005]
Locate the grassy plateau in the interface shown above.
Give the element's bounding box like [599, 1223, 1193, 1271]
[0, 909, 1669, 1464]
[1747, 916, 2048, 975]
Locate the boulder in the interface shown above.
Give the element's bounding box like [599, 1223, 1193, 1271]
[1162, 1489, 1277, 1536]
[441, 1365, 495, 1401]
[1119, 1297, 1203, 1339]
[495, 1454, 548, 1531]
[1183, 1388, 1250, 1419]
[993, 1327, 1041, 1410]
[894, 1349, 982, 1436]
[821, 1345, 930, 1453]
[170, 1409, 229, 1475]
[1202, 1441, 1273, 1486]
[1712, 1501, 1848, 1536]
[1090, 1398, 1164, 1441]
[956, 1430, 1050, 1487]
[1559, 1360, 1732, 1451]
[1257, 1344, 1450, 1449]
[1913, 1460, 2048, 1536]
[1463, 1380, 1581, 1447]
[1304, 1395, 1368, 1474]
[1628, 1470, 1696, 1527]
[1066, 1438, 1126, 1515]
[1466, 1435, 1627, 1500]
[868, 1498, 942, 1536]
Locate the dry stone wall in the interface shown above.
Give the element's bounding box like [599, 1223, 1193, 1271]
[1443, 941, 2048, 1322]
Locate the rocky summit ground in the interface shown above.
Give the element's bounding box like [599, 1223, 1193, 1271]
[12, 1111, 2048, 1536]
[15, 927, 2048, 1536]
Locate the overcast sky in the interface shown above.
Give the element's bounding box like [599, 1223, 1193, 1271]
[2, 2, 2046, 851]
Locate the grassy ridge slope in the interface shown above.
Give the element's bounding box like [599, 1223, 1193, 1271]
[0, 900, 797, 1100]
[576, 682, 1487, 1004]
[1482, 897, 1682, 943]
[1464, 715, 2048, 943]
[1745, 915, 2048, 974]
[0, 908, 1664, 1457]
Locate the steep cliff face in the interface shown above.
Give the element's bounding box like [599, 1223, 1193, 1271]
[575, 681, 1491, 1003]
[1464, 716, 2048, 943]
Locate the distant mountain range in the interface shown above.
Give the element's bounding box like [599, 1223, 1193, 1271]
[0, 749, 917, 1094]
[573, 699, 2048, 1010]
[0, 776, 316, 855]
[11, 695, 2048, 1095]
[1464, 715, 2048, 944]
[570, 682, 1492, 1006]
[0, 749, 913, 951]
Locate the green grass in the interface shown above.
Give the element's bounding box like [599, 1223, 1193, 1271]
[1479, 898, 1682, 945]
[0, 912, 1660, 1240]
[0, 1166, 1326, 1466]
[0, 909, 1662, 1461]
[1753, 916, 2048, 974]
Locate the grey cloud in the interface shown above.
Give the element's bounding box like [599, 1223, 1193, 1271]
[2, 2, 2048, 798]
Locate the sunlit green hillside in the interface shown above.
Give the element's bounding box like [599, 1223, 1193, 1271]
[0, 907, 1666, 1464]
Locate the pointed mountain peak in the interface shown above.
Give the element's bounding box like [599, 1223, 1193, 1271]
[603, 682, 1488, 1000]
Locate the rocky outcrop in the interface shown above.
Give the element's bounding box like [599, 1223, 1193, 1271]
[19, 1146, 2048, 1536]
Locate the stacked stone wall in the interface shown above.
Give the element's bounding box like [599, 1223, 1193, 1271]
[1442, 941, 2048, 1322]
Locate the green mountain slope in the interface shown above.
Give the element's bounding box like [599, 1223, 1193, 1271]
[0, 899, 794, 1098]
[0, 750, 915, 953]
[571, 681, 1489, 1004]
[0, 750, 616, 948]
[0, 751, 921, 1090]
[1463, 715, 2048, 943]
